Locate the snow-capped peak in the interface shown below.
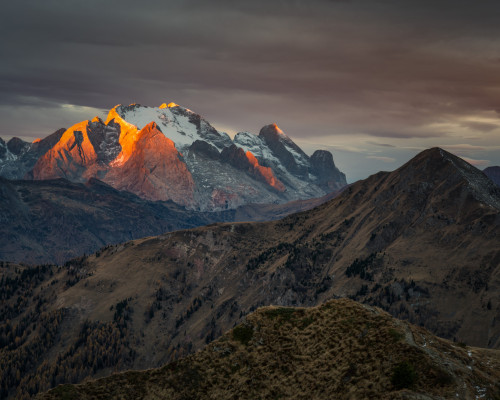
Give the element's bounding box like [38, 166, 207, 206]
[106, 103, 230, 152]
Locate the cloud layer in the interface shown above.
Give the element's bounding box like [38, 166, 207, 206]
[1, 0, 500, 181]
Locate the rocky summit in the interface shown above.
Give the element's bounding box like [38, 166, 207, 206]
[0, 103, 346, 211]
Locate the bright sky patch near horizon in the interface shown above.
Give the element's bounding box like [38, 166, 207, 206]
[1, 0, 499, 182]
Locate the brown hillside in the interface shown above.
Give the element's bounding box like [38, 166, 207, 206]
[2, 148, 499, 398]
[40, 299, 500, 400]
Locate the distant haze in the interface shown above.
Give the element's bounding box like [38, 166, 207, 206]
[1, 0, 500, 182]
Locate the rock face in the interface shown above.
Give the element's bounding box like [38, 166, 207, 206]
[234, 127, 347, 197]
[0, 128, 65, 179]
[220, 144, 285, 192]
[104, 122, 196, 205]
[31, 118, 196, 206]
[484, 166, 500, 186]
[0, 103, 347, 210]
[6, 137, 30, 156]
[86, 117, 121, 164]
[32, 120, 102, 181]
[310, 149, 345, 191]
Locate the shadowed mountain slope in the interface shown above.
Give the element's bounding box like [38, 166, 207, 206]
[0, 177, 233, 264]
[0, 177, 341, 265]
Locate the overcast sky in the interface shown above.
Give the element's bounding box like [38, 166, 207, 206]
[1, 0, 500, 181]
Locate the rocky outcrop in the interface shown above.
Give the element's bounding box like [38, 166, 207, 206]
[221, 144, 285, 192]
[235, 125, 347, 195]
[188, 140, 221, 160]
[258, 123, 310, 178]
[6, 137, 30, 155]
[310, 150, 347, 191]
[32, 128, 67, 156]
[86, 117, 122, 164]
[30, 119, 196, 207]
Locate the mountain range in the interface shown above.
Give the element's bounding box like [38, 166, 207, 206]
[2, 146, 499, 399]
[0, 103, 346, 211]
[0, 102, 346, 264]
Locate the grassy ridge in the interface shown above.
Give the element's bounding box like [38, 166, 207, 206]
[41, 299, 500, 400]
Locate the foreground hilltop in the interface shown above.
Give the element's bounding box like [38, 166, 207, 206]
[41, 299, 500, 400]
[0, 103, 346, 210]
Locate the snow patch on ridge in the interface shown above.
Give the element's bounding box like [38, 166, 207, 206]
[114, 104, 230, 152]
[234, 132, 274, 162]
[282, 139, 310, 170]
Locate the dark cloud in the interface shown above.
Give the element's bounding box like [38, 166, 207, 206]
[1, 0, 500, 178]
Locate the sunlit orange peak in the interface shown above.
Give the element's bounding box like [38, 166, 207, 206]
[32, 138, 41, 144]
[271, 123, 285, 135]
[245, 151, 259, 167]
[159, 102, 180, 109]
[91, 116, 101, 123]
